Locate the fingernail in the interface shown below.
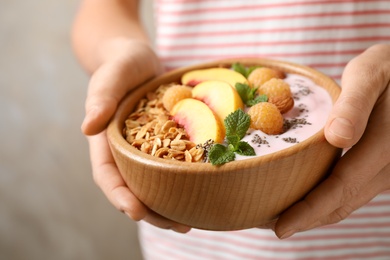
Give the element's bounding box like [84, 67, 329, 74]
[279, 229, 296, 239]
[172, 225, 191, 234]
[82, 106, 99, 129]
[124, 211, 132, 219]
[329, 117, 354, 140]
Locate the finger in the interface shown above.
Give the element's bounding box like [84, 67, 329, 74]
[275, 121, 389, 239]
[143, 211, 192, 234]
[275, 173, 354, 239]
[88, 131, 148, 220]
[82, 46, 163, 136]
[297, 162, 390, 233]
[88, 132, 191, 233]
[325, 44, 390, 148]
[82, 62, 132, 135]
[257, 219, 277, 230]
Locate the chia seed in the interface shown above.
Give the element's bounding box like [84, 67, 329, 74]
[197, 139, 214, 162]
[251, 134, 269, 147]
[283, 118, 312, 132]
[298, 87, 312, 96]
[298, 104, 309, 113]
[293, 83, 312, 100]
[283, 137, 299, 143]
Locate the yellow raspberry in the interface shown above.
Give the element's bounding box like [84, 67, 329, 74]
[162, 85, 193, 112]
[247, 102, 284, 135]
[258, 78, 294, 113]
[247, 67, 285, 88]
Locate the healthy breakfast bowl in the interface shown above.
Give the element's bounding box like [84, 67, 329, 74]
[107, 58, 342, 231]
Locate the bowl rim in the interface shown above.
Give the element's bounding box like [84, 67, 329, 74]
[107, 57, 341, 173]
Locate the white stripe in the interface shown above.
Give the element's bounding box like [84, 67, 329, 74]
[157, 42, 372, 57]
[156, 1, 390, 24]
[157, 30, 390, 47]
[140, 222, 390, 259]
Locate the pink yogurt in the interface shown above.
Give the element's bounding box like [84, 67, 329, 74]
[236, 73, 334, 160]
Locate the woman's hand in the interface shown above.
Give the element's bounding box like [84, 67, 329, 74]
[82, 39, 191, 233]
[275, 44, 390, 239]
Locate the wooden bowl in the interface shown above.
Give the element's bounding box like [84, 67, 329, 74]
[107, 58, 342, 231]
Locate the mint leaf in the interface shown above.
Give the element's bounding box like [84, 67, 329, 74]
[235, 83, 252, 104]
[226, 135, 240, 147]
[208, 144, 236, 165]
[231, 63, 248, 78]
[224, 109, 250, 140]
[235, 83, 267, 107]
[228, 143, 236, 152]
[235, 141, 256, 156]
[231, 63, 261, 78]
[235, 83, 248, 103]
[247, 94, 268, 106]
[254, 94, 268, 103]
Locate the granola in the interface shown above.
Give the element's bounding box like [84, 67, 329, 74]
[123, 84, 206, 162]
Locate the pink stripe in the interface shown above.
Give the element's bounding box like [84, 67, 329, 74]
[167, 61, 346, 67]
[158, 0, 389, 16]
[367, 197, 390, 205]
[349, 211, 390, 219]
[158, 10, 390, 26]
[159, 49, 364, 62]
[143, 231, 262, 260]
[321, 222, 390, 230]
[157, 23, 390, 38]
[327, 251, 390, 260]
[157, 36, 390, 51]
[163, 62, 347, 72]
[188, 230, 390, 254]
[142, 234, 200, 260]
[232, 229, 390, 242]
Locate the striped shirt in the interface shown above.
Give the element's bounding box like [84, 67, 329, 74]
[139, 1, 390, 259]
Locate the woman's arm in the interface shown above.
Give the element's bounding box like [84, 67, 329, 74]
[72, 0, 149, 72]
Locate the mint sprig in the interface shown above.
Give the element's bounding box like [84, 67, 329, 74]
[231, 63, 261, 78]
[209, 109, 255, 165]
[235, 82, 268, 107]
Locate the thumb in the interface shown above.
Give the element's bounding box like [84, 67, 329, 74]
[81, 62, 131, 136]
[81, 46, 162, 136]
[324, 45, 388, 148]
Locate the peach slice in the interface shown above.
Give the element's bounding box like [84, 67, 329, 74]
[171, 98, 225, 144]
[182, 68, 248, 87]
[192, 80, 244, 124]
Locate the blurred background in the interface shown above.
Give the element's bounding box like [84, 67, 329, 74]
[0, 1, 154, 259]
